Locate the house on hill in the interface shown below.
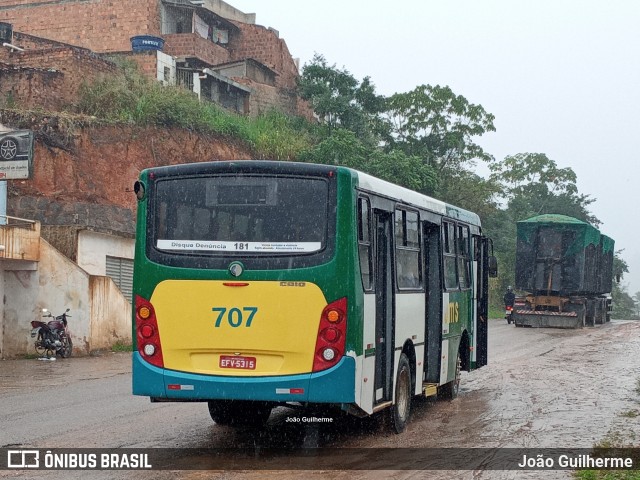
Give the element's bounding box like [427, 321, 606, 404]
[0, 0, 311, 118]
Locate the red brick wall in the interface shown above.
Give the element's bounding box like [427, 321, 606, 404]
[0, 38, 117, 110]
[0, 0, 161, 53]
[163, 33, 231, 66]
[6, 47, 116, 76]
[4, 31, 76, 51]
[228, 22, 299, 90]
[231, 79, 312, 121]
[0, 67, 67, 110]
[119, 51, 158, 79]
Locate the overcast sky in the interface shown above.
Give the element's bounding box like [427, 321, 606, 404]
[231, 0, 640, 294]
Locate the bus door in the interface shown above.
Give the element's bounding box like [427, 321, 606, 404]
[423, 221, 442, 383]
[373, 210, 395, 405]
[474, 236, 491, 368]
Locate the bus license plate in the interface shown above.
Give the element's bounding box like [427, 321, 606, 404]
[219, 355, 256, 370]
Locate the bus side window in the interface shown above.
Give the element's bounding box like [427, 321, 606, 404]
[395, 209, 421, 289]
[458, 225, 470, 289]
[358, 197, 373, 291]
[443, 221, 458, 290]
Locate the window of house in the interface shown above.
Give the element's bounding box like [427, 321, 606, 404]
[395, 208, 421, 290]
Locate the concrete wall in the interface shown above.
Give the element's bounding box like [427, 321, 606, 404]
[204, 0, 255, 24]
[2, 239, 90, 358]
[77, 230, 134, 276]
[0, 237, 133, 358]
[157, 51, 176, 85]
[89, 276, 132, 351]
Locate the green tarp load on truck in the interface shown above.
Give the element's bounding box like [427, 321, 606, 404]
[515, 214, 614, 296]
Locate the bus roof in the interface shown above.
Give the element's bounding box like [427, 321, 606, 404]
[352, 169, 481, 226]
[140, 160, 481, 227]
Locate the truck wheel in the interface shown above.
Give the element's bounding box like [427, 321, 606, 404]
[389, 353, 412, 434]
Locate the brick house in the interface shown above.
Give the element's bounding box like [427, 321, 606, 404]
[0, 0, 311, 118]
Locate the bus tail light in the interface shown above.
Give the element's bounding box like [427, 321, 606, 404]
[135, 295, 164, 368]
[312, 297, 347, 372]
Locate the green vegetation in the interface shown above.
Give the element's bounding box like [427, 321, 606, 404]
[576, 471, 640, 480]
[575, 438, 640, 480]
[488, 305, 506, 321]
[21, 54, 634, 311]
[111, 340, 133, 352]
[619, 410, 639, 418]
[76, 58, 313, 161]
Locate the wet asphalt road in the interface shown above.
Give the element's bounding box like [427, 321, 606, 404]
[1, 318, 639, 479]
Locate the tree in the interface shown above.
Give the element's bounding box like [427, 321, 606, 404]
[610, 252, 635, 319]
[298, 129, 438, 194]
[437, 168, 501, 219]
[613, 251, 629, 283]
[383, 84, 496, 172]
[612, 284, 637, 319]
[298, 54, 385, 145]
[489, 152, 598, 224]
[633, 291, 640, 317]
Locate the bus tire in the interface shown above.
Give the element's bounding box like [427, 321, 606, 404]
[208, 400, 272, 427]
[389, 353, 412, 434]
[438, 349, 461, 400]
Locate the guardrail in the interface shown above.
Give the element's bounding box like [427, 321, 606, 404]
[0, 215, 40, 261]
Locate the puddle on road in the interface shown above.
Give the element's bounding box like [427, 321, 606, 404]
[2, 321, 638, 480]
[0, 352, 132, 390]
[454, 320, 640, 449]
[183, 320, 640, 452]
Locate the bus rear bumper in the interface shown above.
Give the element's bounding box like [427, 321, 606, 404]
[133, 352, 356, 404]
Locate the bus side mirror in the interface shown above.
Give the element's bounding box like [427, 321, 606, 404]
[488, 256, 498, 278]
[134, 181, 146, 201]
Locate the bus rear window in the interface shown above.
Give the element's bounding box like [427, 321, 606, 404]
[153, 175, 329, 254]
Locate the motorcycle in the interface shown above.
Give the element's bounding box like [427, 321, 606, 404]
[30, 308, 73, 358]
[505, 305, 514, 324]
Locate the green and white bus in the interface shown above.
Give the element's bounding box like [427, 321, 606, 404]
[132, 160, 495, 433]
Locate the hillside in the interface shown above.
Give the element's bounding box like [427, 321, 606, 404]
[2, 110, 254, 234]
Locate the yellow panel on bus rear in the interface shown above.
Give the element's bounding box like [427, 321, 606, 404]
[150, 280, 327, 376]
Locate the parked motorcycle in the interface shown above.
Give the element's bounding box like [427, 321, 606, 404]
[31, 308, 73, 358]
[505, 305, 514, 324]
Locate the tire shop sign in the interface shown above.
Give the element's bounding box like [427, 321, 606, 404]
[0, 126, 34, 179]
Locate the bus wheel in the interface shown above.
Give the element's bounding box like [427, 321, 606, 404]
[438, 350, 461, 400]
[390, 353, 412, 434]
[208, 400, 272, 427]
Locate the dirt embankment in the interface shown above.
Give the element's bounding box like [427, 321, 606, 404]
[5, 113, 255, 213]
